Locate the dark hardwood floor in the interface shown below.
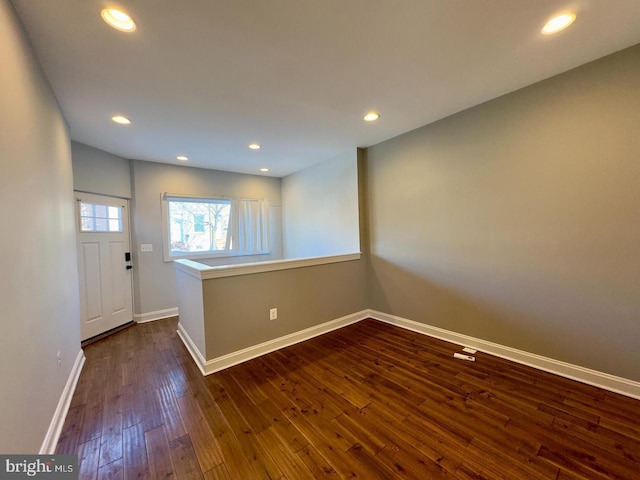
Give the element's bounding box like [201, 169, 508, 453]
[56, 317, 640, 479]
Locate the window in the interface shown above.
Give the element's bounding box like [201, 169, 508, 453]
[162, 194, 269, 260]
[167, 198, 231, 255]
[80, 202, 122, 232]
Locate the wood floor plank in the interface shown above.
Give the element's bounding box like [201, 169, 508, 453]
[354, 402, 467, 476]
[259, 353, 324, 410]
[264, 352, 360, 420]
[78, 361, 106, 444]
[537, 445, 611, 480]
[56, 404, 85, 455]
[215, 427, 277, 480]
[58, 317, 640, 479]
[538, 437, 639, 480]
[283, 403, 376, 478]
[342, 330, 479, 401]
[296, 444, 339, 477]
[254, 398, 310, 453]
[600, 416, 640, 441]
[202, 463, 232, 480]
[174, 390, 224, 472]
[279, 344, 373, 410]
[169, 435, 203, 480]
[122, 423, 150, 480]
[400, 415, 468, 473]
[469, 435, 560, 479]
[77, 438, 101, 480]
[226, 362, 271, 405]
[205, 375, 284, 480]
[98, 373, 123, 467]
[345, 443, 409, 480]
[215, 370, 272, 434]
[97, 459, 123, 480]
[256, 427, 316, 480]
[144, 426, 175, 480]
[604, 390, 640, 414]
[121, 384, 143, 430]
[563, 394, 640, 429]
[374, 440, 449, 479]
[156, 381, 188, 442]
[330, 412, 386, 456]
[140, 382, 164, 433]
[556, 468, 594, 480]
[538, 401, 601, 428]
[551, 416, 640, 461]
[458, 373, 555, 427]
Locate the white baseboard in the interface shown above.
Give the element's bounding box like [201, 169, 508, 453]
[135, 307, 179, 323]
[368, 309, 640, 400]
[40, 350, 86, 454]
[176, 307, 640, 400]
[177, 310, 370, 376]
[176, 322, 207, 376]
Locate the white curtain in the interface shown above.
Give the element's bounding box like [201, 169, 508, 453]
[229, 198, 269, 254]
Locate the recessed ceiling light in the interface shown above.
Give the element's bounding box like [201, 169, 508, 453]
[542, 13, 576, 34]
[101, 8, 137, 32]
[176, 155, 189, 161]
[248, 143, 261, 150]
[260, 168, 269, 172]
[363, 112, 380, 122]
[111, 115, 131, 125]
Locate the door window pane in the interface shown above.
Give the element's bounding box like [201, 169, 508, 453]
[109, 219, 121, 231]
[94, 204, 107, 218]
[95, 217, 108, 231]
[80, 202, 123, 232]
[81, 217, 94, 231]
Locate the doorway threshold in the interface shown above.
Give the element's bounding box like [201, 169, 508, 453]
[81, 321, 135, 348]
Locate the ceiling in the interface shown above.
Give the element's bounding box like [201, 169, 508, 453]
[10, 0, 640, 177]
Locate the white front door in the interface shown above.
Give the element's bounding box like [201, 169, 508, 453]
[76, 192, 133, 341]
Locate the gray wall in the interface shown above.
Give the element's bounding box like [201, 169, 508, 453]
[203, 259, 368, 358]
[366, 44, 640, 381]
[71, 141, 132, 198]
[0, 0, 82, 452]
[282, 150, 361, 258]
[131, 160, 283, 316]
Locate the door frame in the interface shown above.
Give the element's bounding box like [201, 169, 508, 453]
[74, 190, 135, 341]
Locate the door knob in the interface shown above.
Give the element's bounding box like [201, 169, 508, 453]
[126, 265, 133, 270]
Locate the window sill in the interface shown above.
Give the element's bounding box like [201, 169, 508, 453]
[164, 251, 270, 263]
[174, 252, 362, 280]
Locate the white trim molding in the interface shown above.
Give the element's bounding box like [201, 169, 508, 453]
[40, 350, 86, 454]
[177, 322, 207, 376]
[134, 307, 179, 323]
[177, 310, 369, 376]
[174, 253, 362, 280]
[177, 307, 640, 400]
[368, 309, 640, 401]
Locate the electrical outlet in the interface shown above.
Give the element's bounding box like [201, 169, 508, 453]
[140, 244, 153, 252]
[57, 351, 61, 368]
[269, 308, 278, 320]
